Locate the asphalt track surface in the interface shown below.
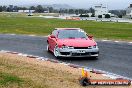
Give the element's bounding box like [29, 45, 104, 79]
[0, 34, 132, 78]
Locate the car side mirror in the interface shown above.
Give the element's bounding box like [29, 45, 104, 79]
[88, 35, 93, 40]
[50, 35, 56, 38]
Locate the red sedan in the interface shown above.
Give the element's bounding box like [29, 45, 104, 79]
[47, 28, 99, 58]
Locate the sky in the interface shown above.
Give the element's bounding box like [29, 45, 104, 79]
[0, 0, 132, 10]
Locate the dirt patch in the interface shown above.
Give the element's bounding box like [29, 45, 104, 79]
[0, 52, 131, 88]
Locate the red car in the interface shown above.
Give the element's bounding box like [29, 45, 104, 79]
[47, 28, 99, 58]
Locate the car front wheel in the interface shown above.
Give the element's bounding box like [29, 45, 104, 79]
[54, 45, 60, 58]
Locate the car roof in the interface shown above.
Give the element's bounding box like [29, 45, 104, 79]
[55, 28, 81, 30]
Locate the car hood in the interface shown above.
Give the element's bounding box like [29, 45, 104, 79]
[57, 38, 97, 47]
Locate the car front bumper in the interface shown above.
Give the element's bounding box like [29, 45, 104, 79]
[57, 48, 99, 57]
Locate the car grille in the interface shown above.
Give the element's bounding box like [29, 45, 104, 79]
[60, 52, 70, 55]
[60, 52, 98, 56]
[74, 47, 92, 49]
[72, 53, 89, 56]
[72, 52, 98, 56]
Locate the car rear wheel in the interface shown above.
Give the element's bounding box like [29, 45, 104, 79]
[54, 45, 60, 58]
[47, 44, 50, 52]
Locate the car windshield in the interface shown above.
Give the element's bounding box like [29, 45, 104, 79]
[58, 29, 87, 39]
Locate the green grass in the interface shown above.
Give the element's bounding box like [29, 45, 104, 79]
[0, 72, 23, 86]
[0, 15, 132, 41]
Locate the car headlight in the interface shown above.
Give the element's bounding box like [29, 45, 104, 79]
[62, 45, 74, 49]
[62, 45, 69, 48]
[88, 45, 98, 49]
[68, 46, 74, 49]
[92, 45, 98, 48]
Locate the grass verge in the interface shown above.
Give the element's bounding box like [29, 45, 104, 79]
[0, 13, 132, 41]
[0, 53, 131, 88]
[0, 53, 82, 88]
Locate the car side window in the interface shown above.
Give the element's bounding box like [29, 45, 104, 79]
[52, 30, 58, 37]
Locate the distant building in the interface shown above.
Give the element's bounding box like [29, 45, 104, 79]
[18, 10, 35, 13]
[94, 4, 109, 17]
[44, 10, 49, 13]
[126, 4, 132, 18]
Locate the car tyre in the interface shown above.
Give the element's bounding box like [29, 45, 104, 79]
[47, 44, 50, 52]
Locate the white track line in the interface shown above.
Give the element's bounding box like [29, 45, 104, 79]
[102, 40, 111, 42]
[114, 41, 119, 43]
[10, 34, 16, 35]
[129, 42, 132, 44]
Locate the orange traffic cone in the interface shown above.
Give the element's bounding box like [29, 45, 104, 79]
[79, 68, 91, 86]
[82, 68, 89, 78]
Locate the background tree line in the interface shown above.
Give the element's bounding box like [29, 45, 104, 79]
[0, 5, 54, 13]
[0, 5, 126, 17]
[0, 5, 95, 14]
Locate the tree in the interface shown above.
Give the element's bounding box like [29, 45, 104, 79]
[29, 6, 36, 10]
[118, 15, 122, 18]
[75, 9, 79, 15]
[42, 7, 48, 13]
[98, 15, 102, 18]
[79, 9, 85, 14]
[119, 10, 126, 16]
[84, 10, 89, 13]
[2, 6, 7, 11]
[48, 7, 53, 13]
[109, 10, 126, 16]
[13, 6, 18, 12]
[36, 5, 44, 13]
[105, 14, 111, 18]
[64, 9, 68, 13]
[53, 9, 59, 13]
[91, 13, 95, 17]
[89, 7, 95, 13]
[59, 8, 65, 15]
[0, 6, 2, 12]
[7, 7, 10, 12]
[8, 5, 13, 12]
[69, 9, 74, 14]
[20, 7, 27, 10]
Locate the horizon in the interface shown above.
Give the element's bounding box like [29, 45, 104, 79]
[0, 0, 132, 10]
